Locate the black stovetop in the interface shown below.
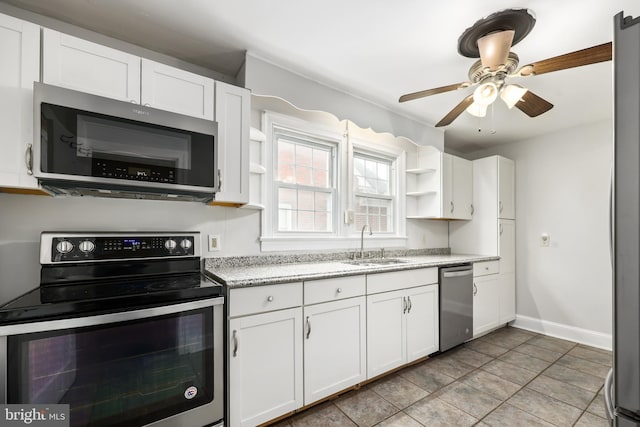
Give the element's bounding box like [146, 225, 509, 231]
[0, 272, 224, 325]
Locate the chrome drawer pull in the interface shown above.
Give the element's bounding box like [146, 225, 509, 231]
[232, 330, 238, 357]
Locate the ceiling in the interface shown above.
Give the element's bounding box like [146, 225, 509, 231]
[3, 0, 639, 152]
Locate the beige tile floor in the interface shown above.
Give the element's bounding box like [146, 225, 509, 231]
[270, 327, 611, 427]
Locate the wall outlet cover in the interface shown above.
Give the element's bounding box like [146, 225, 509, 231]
[208, 234, 221, 252]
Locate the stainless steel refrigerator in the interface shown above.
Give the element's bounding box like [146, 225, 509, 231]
[608, 10, 640, 426]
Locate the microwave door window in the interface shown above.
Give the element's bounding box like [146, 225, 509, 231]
[40, 103, 215, 188]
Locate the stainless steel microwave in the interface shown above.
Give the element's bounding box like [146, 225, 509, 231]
[32, 83, 218, 203]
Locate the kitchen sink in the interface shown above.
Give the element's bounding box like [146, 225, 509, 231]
[343, 258, 407, 267]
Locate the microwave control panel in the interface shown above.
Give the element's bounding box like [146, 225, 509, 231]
[93, 159, 177, 184]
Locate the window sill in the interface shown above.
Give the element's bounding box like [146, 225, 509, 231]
[260, 235, 408, 253]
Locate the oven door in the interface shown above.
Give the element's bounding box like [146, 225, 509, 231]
[33, 82, 218, 193]
[0, 298, 224, 427]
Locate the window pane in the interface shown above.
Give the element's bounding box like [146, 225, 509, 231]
[315, 192, 330, 212]
[377, 162, 389, 180]
[278, 141, 295, 165]
[313, 150, 328, 170]
[278, 188, 297, 210]
[314, 212, 331, 232]
[378, 180, 389, 195]
[313, 169, 328, 188]
[278, 209, 296, 231]
[355, 196, 393, 233]
[298, 211, 314, 231]
[365, 160, 377, 179]
[298, 190, 314, 210]
[278, 164, 295, 183]
[354, 158, 365, 177]
[296, 145, 312, 166]
[296, 166, 312, 185]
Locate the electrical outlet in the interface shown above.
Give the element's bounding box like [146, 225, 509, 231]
[541, 233, 550, 247]
[208, 234, 221, 252]
[344, 209, 354, 224]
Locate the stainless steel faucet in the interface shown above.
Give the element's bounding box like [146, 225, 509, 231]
[360, 224, 372, 258]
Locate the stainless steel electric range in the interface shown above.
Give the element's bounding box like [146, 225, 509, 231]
[0, 232, 224, 427]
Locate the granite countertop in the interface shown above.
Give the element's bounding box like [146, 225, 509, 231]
[204, 252, 499, 288]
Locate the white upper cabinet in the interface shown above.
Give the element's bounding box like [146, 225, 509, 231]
[0, 13, 40, 190]
[43, 29, 217, 121]
[406, 146, 472, 220]
[498, 156, 515, 219]
[141, 59, 214, 120]
[213, 81, 250, 205]
[43, 28, 140, 103]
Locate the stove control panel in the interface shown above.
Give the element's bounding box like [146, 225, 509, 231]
[41, 232, 200, 263]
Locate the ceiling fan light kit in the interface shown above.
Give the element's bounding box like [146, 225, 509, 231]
[398, 7, 613, 128]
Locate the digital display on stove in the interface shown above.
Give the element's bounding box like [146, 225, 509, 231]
[123, 239, 141, 247]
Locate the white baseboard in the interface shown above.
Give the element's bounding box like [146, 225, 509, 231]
[511, 315, 612, 351]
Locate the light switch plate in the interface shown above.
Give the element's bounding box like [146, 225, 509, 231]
[541, 233, 550, 247]
[208, 234, 221, 252]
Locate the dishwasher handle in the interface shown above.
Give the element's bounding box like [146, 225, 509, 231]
[442, 269, 473, 278]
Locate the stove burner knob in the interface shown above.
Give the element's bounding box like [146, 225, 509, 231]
[79, 240, 95, 253]
[56, 240, 74, 254]
[180, 239, 192, 250]
[165, 239, 177, 250]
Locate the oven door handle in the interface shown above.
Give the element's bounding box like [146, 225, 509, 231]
[232, 330, 238, 357]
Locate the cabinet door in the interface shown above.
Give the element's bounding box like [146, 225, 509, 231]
[367, 289, 406, 378]
[0, 13, 39, 189]
[498, 272, 516, 324]
[405, 285, 439, 361]
[453, 156, 473, 220]
[498, 219, 515, 274]
[473, 275, 500, 337]
[441, 153, 454, 217]
[213, 81, 250, 205]
[498, 156, 515, 219]
[42, 29, 140, 102]
[228, 308, 303, 427]
[304, 297, 366, 404]
[141, 59, 214, 120]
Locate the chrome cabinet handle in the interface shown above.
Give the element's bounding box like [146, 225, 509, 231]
[336, 287, 343, 294]
[499, 201, 504, 213]
[604, 368, 614, 421]
[473, 283, 477, 296]
[143, 103, 151, 107]
[402, 296, 407, 314]
[470, 204, 474, 215]
[129, 99, 137, 104]
[217, 169, 223, 192]
[267, 296, 274, 302]
[25, 144, 33, 175]
[450, 201, 454, 213]
[407, 296, 412, 313]
[232, 330, 238, 357]
[306, 316, 311, 339]
[500, 224, 504, 235]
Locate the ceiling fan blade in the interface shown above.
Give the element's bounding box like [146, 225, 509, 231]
[518, 42, 612, 76]
[399, 82, 470, 103]
[514, 91, 553, 117]
[435, 95, 474, 127]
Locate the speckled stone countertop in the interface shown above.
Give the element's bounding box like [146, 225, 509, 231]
[204, 248, 499, 288]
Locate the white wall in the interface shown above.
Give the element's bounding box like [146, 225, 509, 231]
[0, 194, 261, 302]
[468, 120, 613, 348]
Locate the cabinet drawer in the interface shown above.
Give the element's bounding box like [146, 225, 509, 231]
[229, 282, 302, 317]
[367, 268, 438, 295]
[304, 275, 366, 305]
[473, 261, 500, 277]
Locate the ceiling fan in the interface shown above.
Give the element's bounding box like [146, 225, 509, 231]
[399, 8, 612, 127]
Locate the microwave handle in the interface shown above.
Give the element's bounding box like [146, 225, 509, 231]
[217, 169, 222, 192]
[25, 144, 33, 175]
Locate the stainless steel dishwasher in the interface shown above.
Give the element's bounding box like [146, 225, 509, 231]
[439, 264, 473, 352]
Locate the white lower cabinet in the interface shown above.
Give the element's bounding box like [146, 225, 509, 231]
[367, 284, 439, 378]
[303, 296, 366, 404]
[228, 308, 303, 427]
[473, 274, 500, 337]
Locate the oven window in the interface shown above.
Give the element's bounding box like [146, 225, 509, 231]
[7, 307, 214, 427]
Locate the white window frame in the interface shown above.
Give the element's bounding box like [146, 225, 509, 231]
[274, 130, 337, 235]
[352, 150, 396, 234]
[260, 111, 407, 252]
